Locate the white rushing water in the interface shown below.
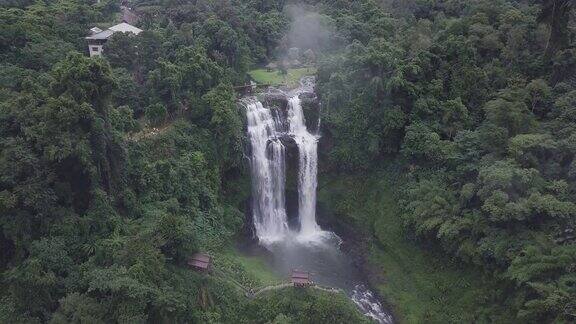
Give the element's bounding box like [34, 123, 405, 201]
[245, 100, 289, 243]
[288, 95, 321, 238]
[245, 86, 323, 242]
[352, 285, 394, 324]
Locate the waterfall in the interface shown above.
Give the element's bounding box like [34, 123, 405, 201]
[245, 78, 322, 243]
[244, 83, 394, 323]
[288, 96, 320, 237]
[245, 100, 289, 243]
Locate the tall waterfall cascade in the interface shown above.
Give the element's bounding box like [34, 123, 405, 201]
[288, 96, 320, 237]
[245, 100, 289, 243]
[245, 79, 323, 244]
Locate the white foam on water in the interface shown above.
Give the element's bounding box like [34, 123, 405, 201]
[351, 285, 394, 324]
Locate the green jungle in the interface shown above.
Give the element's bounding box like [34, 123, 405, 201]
[1, 0, 575, 323]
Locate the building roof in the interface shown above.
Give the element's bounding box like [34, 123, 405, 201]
[188, 253, 211, 270]
[90, 27, 103, 34]
[291, 270, 312, 284]
[292, 270, 310, 277]
[292, 277, 311, 284]
[86, 29, 115, 40]
[109, 22, 142, 35]
[85, 22, 142, 40]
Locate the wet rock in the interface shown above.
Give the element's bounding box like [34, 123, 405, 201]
[262, 93, 288, 104]
[278, 134, 297, 149]
[300, 94, 320, 134]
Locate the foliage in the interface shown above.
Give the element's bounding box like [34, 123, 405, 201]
[202, 83, 243, 170]
[145, 103, 167, 125]
[314, 0, 576, 322]
[3, 0, 576, 322]
[245, 288, 371, 324]
[318, 171, 515, 323]
[0, 0, 321, 322]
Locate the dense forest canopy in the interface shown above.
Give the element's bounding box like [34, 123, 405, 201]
[315, 0, 576, 322]
[0, 0, 575, 323]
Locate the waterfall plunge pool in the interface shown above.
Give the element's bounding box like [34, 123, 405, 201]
[238, 231, 394, 324]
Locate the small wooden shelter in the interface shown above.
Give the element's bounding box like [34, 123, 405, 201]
[291, 270, 313, 287]
[188, 253, 212, 272]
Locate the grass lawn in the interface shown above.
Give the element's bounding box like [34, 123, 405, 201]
[318, 172, 514, 323]
[248, 67, 317, 87]
[229, 252, 280, 287]
[215, 249, 281, 291]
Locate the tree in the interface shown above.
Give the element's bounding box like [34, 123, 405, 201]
[526, 79, 552, 117]
[104, 33, 138, 70]
[484, 90, 534, 138]
[51, 53, 116, 116]
[202, 83, 242, 169]
[402, 123, 452, 163]
[145, 103, 167, 126]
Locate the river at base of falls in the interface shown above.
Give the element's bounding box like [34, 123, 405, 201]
[256, 232, 393, 324]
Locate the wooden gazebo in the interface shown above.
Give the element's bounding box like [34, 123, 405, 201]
[291, 270, 313, 287]
[188, 253, 212, 272]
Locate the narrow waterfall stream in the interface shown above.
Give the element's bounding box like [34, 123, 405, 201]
[288, 95, 321, 238]
[244, 79, 393, 323]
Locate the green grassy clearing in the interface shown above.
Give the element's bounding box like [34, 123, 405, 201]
[215, 249, 281, 291]
[318, 172, 513, 323]
[248, 67, 317, 87]
[228, 252, 280, 287]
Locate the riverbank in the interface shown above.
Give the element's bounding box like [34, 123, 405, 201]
[317, 169, 515, 323]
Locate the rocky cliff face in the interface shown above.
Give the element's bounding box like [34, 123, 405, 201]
[300, 92, 320, 134]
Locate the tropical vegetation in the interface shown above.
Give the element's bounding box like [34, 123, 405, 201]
[1, 0, 575, 323]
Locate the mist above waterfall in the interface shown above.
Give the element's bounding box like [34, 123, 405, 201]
[278, 5, 342, 59]
[287, 5, 334, 50]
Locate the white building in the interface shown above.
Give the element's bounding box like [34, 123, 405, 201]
[86, 22, 142, 57]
